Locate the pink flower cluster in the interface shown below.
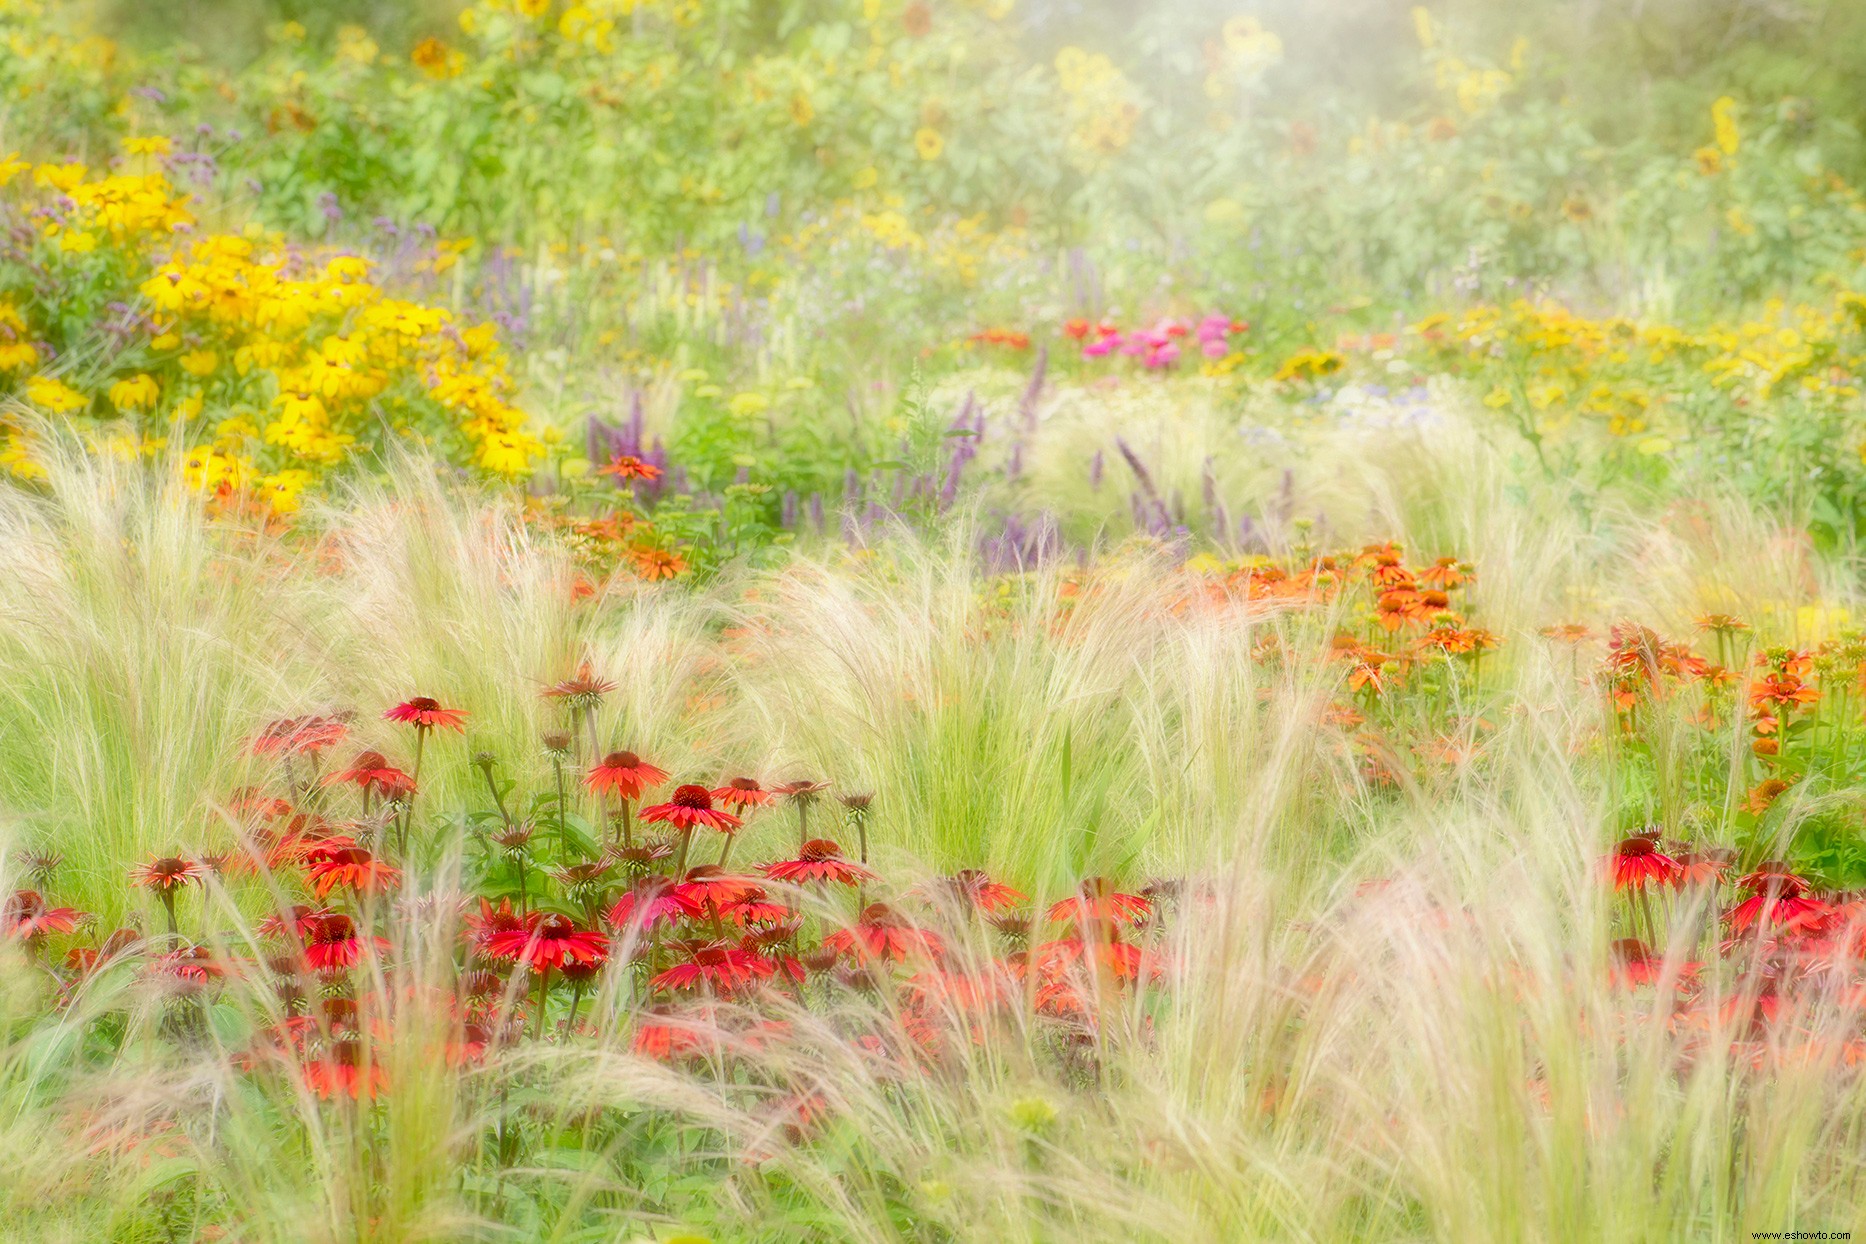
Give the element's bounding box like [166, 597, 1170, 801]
[1066, 314, 1246, 368]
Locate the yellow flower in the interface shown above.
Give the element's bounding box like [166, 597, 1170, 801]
[0, 154, 27, 188]
[790, 91, 815, 128]
[25, 375, 86, 413]
[109, 373, 160, 412]
[57, 230, 99, 254]
[727, 392, 771, 417]
[0, 341, 39, 372]
[180, 349, 219, 377]
[410, 37, 464, 79]
[853, 165, 880, 190]
[1411, 6, 1434, 48]
[914, 127, 944, 161]
[1712, 95, 1740, 157]
[516, 0, 550, 18]
[124, 136, 172, 156]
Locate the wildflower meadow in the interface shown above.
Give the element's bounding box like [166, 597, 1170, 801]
[7, 0, 1866, 1239]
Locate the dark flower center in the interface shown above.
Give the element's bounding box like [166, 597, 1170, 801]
[604, 751, 642, 769]
[799, 838, 842, 861]
[672, 785, 713, 810]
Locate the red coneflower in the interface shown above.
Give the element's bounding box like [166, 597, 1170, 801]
[251, 714, 351, 757]
[606, 876, 703, 932]
[585, 752, 670, 845]
[3, 889, 82, 940]
[541, 664, 616, 708]
[771, 779, 830, 850]
[642, 785, 743, 874]
[1603, 836, 1681, 892]
[763, 839, 875, 887]
[257, 903, 329, 940]
[718, 886, 793, 928]
[322, 751, 416, 804]
[631, 1006, 717, 1060]
[1674, 847, 1735, 888]
[925, 869, 1028, 914]
[711, 776, 775, 812]
[676, 866, 762, 919]
[383, 697, 468, 732]
[304, 1036, 386, 1100]
[1726, 863, 1826, 936]
[823, 903, 945, 965]
[465, 896, 525, 955]
[302, 912, 387, 972]
[1607, 937, 1700, 989]
[650, 939, 774, 994]
[131, 855, 206, 938]
[480, 911, 610, 974]
[1046, 877, 1151, 926]
[304, 845, 401, 901]
[481, 910, 611, 1037]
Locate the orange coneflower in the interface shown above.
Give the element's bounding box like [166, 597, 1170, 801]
[763, 839, 874, 887]
[304, 845, 401, 901]
[632, 547, 687, 581]
[923, 869, 1028, 914]
[597, 455, 663, 482]
[1046, 877, 1151, 926]
[383, 696, 468, 732]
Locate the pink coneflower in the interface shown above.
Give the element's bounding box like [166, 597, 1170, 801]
[322, 751, 416, 802]
[763, 839, 875, 887]
[304, 845, 401, 901]
[823, 903, 945, 965]
[302, 912, 386, 972]
[383, 697, 468, 732]
[650, 939, 774, 994]
[3, 890, 82, 940]
[585, 751, 669, 801]
[1603, 836, 1680, 892]
[1046, 877, 1151, 926]
[711, 776, 775, 813]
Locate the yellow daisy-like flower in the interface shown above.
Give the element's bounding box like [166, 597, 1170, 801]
[25, 375, 86, 413]
[109, 374, 161, 412]
[0, 341, 39, 372]
[914, 127, 944, 161]
[124, 136, 172, 156]
[180, 349, 219, 377]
